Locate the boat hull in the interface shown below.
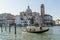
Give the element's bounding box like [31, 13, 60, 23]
[26, 28, 49, 33]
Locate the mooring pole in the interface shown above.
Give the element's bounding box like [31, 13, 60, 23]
[14, 23, 16, 34]
[9, 24, 11, 33]
[1, 24, 3, 32]
[5, 25, 7, 31]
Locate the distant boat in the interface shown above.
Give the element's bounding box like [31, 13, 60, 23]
[25, 26, 49, 33]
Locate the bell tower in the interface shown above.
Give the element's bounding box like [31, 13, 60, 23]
[40, 4, 45, 26]
[41, 4, 45, 17]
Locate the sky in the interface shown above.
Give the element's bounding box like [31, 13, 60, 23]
[0, 0, 60, 20]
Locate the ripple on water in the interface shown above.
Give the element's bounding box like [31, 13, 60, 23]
[0, 26, 60, 40]
[22, 26, 60, 40]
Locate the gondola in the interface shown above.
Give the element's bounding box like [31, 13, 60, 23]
[26, 26, 49, 33]
[26, 28, 49, 33]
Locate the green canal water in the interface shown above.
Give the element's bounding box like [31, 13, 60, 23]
[0, 26, 60, 40]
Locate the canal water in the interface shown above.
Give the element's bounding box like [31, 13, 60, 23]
[0, 26, 60, 40]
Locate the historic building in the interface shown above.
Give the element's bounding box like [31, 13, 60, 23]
[44, 14, 53, 26]
[15, 15, 22, 26]
[55, 19, 60, 26]
[0, 13, 15, 26]
[17, 6, 42, 26]
[40, 4, 53, 26]
[15, 4, 53, 27]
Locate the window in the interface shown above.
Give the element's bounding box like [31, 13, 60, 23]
[21, 18, 24, 20]
[24, 14, 26, 16]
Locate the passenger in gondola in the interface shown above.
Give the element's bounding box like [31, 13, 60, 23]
[33, 29, 35, 32]
[30, 28, 31, 32]
[39, 23, 43, 30]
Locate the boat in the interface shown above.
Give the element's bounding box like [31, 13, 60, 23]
[26, 28, 49, 33]
[25, 26, 49, 33]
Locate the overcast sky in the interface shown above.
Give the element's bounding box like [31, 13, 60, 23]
[0, 0, 60, 20]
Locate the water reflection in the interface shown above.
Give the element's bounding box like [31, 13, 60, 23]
[0, 26, 22, 40]
[0, 26, 60, 40]
[22, 26, 60, 40]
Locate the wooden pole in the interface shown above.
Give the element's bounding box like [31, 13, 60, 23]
[9, 24, 11, 33]
[5, 25, 7, 31]
[1, 24, 3, 32]
[14, 23, 16, 34]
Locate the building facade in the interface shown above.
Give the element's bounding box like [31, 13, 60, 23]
[44, 14, 53, 26]
[55, 19, 60, 26]
[0, 13, 15, 26]
[40, 4, 53, 26]
[15, 4, 53, 27]
[17, 6, 42, 27]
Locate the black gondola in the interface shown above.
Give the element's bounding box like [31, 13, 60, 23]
[26, 28, 49, 33]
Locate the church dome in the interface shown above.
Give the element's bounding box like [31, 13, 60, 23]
[26, 6, 32, 13]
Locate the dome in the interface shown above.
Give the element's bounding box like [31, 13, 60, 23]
[26, 6, 32, 13]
